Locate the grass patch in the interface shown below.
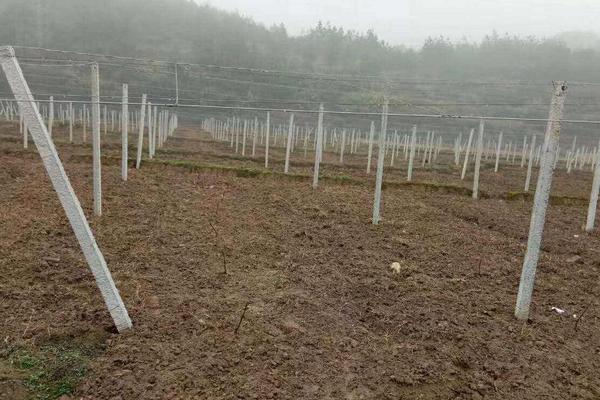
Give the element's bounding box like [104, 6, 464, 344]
[505, 191, 587, 206]
[5, 345, 88, 400]
[1, 332, 107, 400]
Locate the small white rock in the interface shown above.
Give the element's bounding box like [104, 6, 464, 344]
[551, 306, 566, 315]
[390, 262, 401, 274]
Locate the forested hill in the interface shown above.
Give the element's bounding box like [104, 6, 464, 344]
[0, 0, 599, 82]
[2, 0, 600, 140]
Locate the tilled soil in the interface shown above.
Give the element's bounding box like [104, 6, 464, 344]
[1, 122, 600, 399]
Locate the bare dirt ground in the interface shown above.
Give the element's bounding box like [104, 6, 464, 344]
[1, 122, 600, 399]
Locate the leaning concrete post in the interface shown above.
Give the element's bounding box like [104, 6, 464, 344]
[407, 125, 417, 181]
[0, 47, 133, 332]
[372, 101, 389, 225]
[121, 84, 128, 181]
[524, 134, 537, 192]
[366, 121, 375, 174]
[284, 113, 294, 173]
[586, 137, 600, 232]
[91, 64, 102, 217]
[472, 120, 485, 199]
[494, 132, 503, 172]
[461, 128, 475, 180]
[515, 82, 567, 321]
[312, 104, 324, 189]
[135, 94, 147, 169]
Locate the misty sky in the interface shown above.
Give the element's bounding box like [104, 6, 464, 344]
[202, 0, 600, 47]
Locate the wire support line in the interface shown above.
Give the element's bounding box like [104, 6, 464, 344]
[3, 97, 600, 125]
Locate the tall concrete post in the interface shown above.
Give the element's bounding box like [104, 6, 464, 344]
[515, 82, 568, 321]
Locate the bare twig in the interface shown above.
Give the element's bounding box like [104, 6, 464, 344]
[575, 281, 599, 332]
[234, 302, 250, 335]
[209, 193, 228, 274]
[574, 301, 594, 332]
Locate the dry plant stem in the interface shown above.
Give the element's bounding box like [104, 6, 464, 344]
[209, 193, 228, 274]
[235, 302, 250, 335]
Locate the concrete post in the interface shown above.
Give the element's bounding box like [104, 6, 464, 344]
[494, 132, 503, 172]
[515, 82, 567, 321]
[586, 137, 600, 232]
[390, 131, 397, 167]
[152, 106, 157, 153]
[147, 102, 153, 158]
[461, 128, 475, 180]
[103, 105, 107, 136]
[284, 114, 294, 173]
[312, 104, 324, 189]
[242, 119, 248, 156]
[367, 121, 375, 174]
[68, 102, 73, 143]
[0, 46, 132, 333]
[372, 101, 389, 225]
[235, 117, 240, 154]
[48, 96, 54, 138]
[23, 114, 28, 149]
[121, 84, 128, 181]
[472, 120, 485, 199]
[265, 112, 270, 168]
[407, 125, 417, 181]
[340, 129, 346, 164]
[91, 64, 102, 217]
[524, 134, 537, 192]
[520, 136, 528, 168]
[82, 104, 87, 143]
[252, 117, 258, 157]
[135, 94, 147, 169]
